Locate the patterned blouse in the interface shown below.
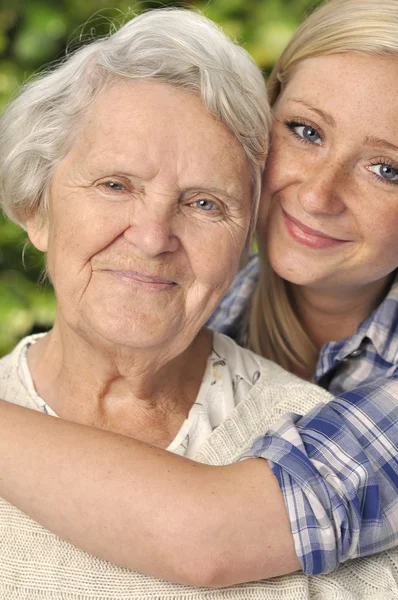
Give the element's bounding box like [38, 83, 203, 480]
[18, 331, 262, 459]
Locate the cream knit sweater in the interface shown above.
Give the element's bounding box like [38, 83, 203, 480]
[0, 339, 397, 599]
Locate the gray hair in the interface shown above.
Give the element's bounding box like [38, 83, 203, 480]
[0, 8, 271, 241]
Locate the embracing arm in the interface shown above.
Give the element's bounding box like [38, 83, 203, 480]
[0, 399, 299, 587]
[246, 376, 398, 574]
[0, 375, 397, 586]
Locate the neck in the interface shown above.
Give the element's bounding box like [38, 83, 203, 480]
[291, 276, 392, 351]
[28, 318, 212, 446]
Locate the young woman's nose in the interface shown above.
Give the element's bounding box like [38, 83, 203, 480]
[123, 202, 180, 258]
[297, 159, 347, 216]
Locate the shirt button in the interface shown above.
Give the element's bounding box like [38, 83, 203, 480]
[350, 349, 362, 357]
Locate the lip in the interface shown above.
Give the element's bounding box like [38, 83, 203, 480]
[281, 208, 350, 249]
[104, 270, 178, 289]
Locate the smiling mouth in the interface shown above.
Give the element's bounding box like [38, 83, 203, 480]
[281, 208, 350, 249]
[104, 270, 178, 289]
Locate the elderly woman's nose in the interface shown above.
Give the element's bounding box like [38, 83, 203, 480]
[123, 209, 180, 258]
[298, 159, 347, 216]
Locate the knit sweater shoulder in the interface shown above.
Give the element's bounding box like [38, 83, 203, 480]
[1, 337, 398, 599]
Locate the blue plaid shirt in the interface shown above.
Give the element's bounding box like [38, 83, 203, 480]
[207, 256, 398, 576]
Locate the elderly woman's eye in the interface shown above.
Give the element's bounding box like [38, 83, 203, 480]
[285, 120, 322, 145]
[369, 162, 398, 184]
[192, 199, 217, 211]
[103, 181, 126, 192]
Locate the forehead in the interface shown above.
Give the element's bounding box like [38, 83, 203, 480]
[278, 53, 398, 134]
[66, 79, 251, 197]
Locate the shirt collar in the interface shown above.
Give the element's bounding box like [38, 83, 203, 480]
[364, 272, 398, 363]
[315, 271, 398, 380]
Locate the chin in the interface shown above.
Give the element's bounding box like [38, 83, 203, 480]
[269, 254, 331, 288]
[79, 307, 178, 350]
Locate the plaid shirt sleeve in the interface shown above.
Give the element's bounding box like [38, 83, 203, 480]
[242, 374, 398, 575]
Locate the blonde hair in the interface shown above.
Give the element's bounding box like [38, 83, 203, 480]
[249, 0, 398, 374]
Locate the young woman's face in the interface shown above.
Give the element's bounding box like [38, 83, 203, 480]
[259, 53, 398, 293]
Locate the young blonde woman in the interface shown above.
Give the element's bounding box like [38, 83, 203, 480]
[0, 0, 397, 595]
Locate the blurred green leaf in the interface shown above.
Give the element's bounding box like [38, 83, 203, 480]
[14, 4, 67, 64]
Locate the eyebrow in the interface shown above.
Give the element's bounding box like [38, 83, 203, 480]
[288, 98, 336, 128]
[364, 136, 398, 154]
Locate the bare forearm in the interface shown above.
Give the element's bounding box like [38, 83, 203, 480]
[0, 399, 299, 586]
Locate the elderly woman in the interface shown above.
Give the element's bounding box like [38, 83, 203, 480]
[0, 6, 337, 599]
[0, 6, 270, 450]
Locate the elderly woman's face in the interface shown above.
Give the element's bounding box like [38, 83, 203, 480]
[28, 80, 252, 349]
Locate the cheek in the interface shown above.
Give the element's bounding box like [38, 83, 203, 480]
[45, 202, 130, 283]
[261, 144, 289, 200]
[265, 130, 307, 189]
[185, 223, 246, 289]
[365, 210, 398, 264]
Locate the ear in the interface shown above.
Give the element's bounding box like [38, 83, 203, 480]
[26, 214, 49, 252]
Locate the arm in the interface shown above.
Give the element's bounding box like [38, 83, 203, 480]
[1, 376, 397, 585]
[0, 399, 300, 587]
[246, 377, 398, 574]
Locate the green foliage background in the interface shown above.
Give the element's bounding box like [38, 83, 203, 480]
[0, 0, 317, 357]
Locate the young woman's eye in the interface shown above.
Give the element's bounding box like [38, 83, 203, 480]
[285, 120, 322, 145]
[369, 163, 398, 184]
[191, 199, 218, 211]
